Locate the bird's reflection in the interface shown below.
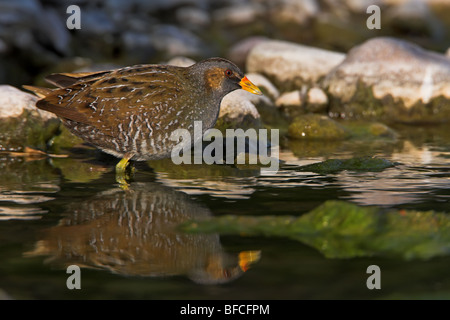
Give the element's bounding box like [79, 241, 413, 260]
[26, 182, 260, 284]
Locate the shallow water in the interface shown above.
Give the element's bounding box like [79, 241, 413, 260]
[0, 124, 450, 299]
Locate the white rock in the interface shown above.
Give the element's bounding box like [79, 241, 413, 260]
[307, 87, 328, 106]
[219, 90, 264, 126]
[167, 56, 196, 67]
[247, 40, 346, 90]
[275, 90, 302, 108]
[213, 4, 264, 26]
[0, 85, 54, 120]
[245, 73, 279, 101]
[324, 37, 450, 109]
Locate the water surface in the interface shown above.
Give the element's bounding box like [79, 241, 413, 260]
[1, 124, 450, 299]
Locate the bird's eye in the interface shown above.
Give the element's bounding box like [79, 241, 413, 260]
[225, 69, 233, 78]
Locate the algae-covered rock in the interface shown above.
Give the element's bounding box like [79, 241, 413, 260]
[180, 200, 450, 260]
[50, 157, 109, 183]
[288, 114, 349, 140]
[344, 122, 399, 140]
[48, 125, 85, 154]
[298, 156, 396, 173]
[323, 37, 450, 122]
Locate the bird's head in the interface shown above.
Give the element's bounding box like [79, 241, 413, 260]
[190, 57, 262, 97]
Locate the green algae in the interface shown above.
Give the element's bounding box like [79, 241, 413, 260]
[180, 200, 450, 260]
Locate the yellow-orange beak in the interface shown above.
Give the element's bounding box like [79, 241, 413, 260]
[238, 250, 261, 272]
[239, 76, 263, 95]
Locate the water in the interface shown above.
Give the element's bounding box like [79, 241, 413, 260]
[0, 124, 450, 299]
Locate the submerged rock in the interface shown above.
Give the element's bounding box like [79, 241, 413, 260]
[323, 37, 450, 123]
[288, 114, 349, 140]
[180, 199, 450, 260]
[298, 156, 396, 173]
[246, 40, 346, 91]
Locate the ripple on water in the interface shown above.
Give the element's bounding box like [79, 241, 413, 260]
[0, 157, 60, 220]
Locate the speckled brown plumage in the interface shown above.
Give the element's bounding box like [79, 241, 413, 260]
[24, 58, 262, 174]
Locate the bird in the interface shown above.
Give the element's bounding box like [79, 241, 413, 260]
[24, 58, 262, 182]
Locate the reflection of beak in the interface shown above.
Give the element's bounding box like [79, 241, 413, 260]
[238, 250, 261, 272]
[239, 76, 263, 95]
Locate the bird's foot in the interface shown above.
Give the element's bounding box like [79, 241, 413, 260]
[115, 154, 135, 188]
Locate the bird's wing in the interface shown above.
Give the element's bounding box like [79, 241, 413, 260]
[45, 70, 113, 88]
[35, 65, 189, 137]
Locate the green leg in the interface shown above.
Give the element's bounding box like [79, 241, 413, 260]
[115, 153, 134, 186]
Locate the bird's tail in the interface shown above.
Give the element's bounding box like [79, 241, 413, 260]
[22, 85, 53, 99]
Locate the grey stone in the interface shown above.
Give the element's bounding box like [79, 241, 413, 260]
[213, 3, 264, 26]
[151, 24, 208, 58]
[268, 0, 319, 25]
[79, 10, 117, 35]
[176, 6, 211, 29]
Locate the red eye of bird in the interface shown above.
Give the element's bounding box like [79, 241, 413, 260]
[225, 69, 233, 78]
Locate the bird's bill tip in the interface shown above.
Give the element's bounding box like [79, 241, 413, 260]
[239, 76, 263, 95]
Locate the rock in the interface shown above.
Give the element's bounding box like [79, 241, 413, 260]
[150, 24, 209, 58]
[342, 121, 399, 140]
[344, 0, 382, 13]
[0, 38, 8, 54]
[122, 31, 156, 62]
[269, 0, 319, 25]
[105, 0, 210, 13]
[299, 156, 396, 173]
[216, 89, 265, 131]
[0, 85, 59, 152]
[276, 90, 302, 109]
[212, 3, 264, 26]
[323, 37, 450, 122]
[244, 73, 279, 101]
[166, 56, 196, 67]
[275, 90, 306, 119]
[305, 87, 328, 113]
[367, 123, 398, 139]
[384, 0, 444, 41]
[227, 36, 269, 69]
[288, 114, 349, 140]
[0, 85, 50, 120]
[78, 9, 117, 35]
[176, 6, 211, 30]
[246, 40, 346, 91]
[38, 7, 71, 55]
[447, 48, 450, 57]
